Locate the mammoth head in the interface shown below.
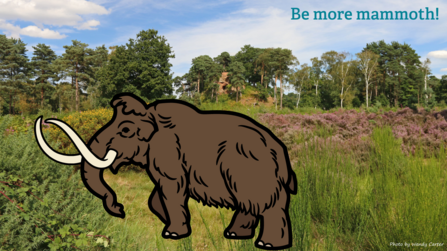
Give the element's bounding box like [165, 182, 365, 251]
[35, 93, 157, 218]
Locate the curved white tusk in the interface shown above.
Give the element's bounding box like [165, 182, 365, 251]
[44, 119, 118, 168]
[35, 117, 82, 164]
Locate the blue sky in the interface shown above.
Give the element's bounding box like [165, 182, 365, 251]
[1, 0, 446, 83]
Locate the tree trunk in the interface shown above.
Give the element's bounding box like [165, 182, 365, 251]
[76, 62, 79, 112]
[296, 90, 301, 108]
[41, 69, 45, 108]
[9, 93, 12, 114]
[280, 75, 283, 109]
[424, 72, 428, 104]
[236, 87, 239, 102]
[261, 63, 265, 88]
[366, 79, 369, 108]
[274, 75, 278, 110]
[41, 86, 44, 109]
[197, 73, 201, 93]
[12, 91, 16, 115]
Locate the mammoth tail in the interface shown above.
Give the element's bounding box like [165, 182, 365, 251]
[288, 171, 297, 195]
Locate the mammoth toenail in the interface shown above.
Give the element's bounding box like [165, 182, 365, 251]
[231, 233, 236, 236]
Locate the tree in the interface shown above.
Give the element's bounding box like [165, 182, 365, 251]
[233, 45, 263, 86]
[434, 75, 447, 105]
[190, 55, 214, 93]
[227, 61, 246, 102]
[290, 64, 310, 108]
[356, 50, 379, 108]
[420, 58, 431, 105]
[31, 43, 57, 109]
[61, 40, 95, 111]
[365, 41, 422, 107]
[255, 48, 273, 88]
[214, 52, 231, 70]
[0, 36, 31, 114]
[270, 48, 298, 109]
[310, 57, 324, 108]
[335, 52, 355, 108]
[97, 29, 175, 104]
[206, 62, 224, 102]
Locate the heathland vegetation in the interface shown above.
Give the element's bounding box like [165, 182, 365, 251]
[1, 29, 447, 250]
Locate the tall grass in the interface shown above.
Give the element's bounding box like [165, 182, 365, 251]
[290, 126, 447, 250]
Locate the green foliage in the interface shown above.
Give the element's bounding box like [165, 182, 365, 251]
[422, 87, 437, 112]
[233, 45, 263, 86]
[375, 93, 389, 107]
[214, 52, 231, 70]
[0, 117, 110, 250]
[227, 61, 246, 102]
[352, 96, 361, 107]
[97, 29, 175, 105]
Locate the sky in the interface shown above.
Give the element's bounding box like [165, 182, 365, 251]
[0, 0, 446, 84]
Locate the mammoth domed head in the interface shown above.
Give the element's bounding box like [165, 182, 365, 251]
[35, 94, 157, 174]
[92, 94, 157, 173]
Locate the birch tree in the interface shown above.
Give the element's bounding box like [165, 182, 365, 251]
[356, 50, 379, 108]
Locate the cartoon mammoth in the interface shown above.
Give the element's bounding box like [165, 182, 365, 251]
[35, 93, 297, 250]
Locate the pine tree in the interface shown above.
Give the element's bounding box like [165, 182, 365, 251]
[31, 43, 57, 109]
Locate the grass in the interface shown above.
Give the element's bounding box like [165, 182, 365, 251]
[95, 126, 447, 250]
[2, 101, 447, 250]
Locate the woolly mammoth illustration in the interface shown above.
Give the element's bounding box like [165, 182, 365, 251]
[35, 93, 297, 250]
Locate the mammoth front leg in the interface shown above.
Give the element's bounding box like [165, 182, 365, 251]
[148, 132, 191, 239]
[148, 187, 168, 224]
[157, 177, 191, 239]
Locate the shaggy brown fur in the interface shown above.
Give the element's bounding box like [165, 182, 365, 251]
[80, 93, 297, 250]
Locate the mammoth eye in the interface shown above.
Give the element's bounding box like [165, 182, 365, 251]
[122, 127, 130, 133]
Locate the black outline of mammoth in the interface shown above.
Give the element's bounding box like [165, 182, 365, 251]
[35, 93, 297, 250]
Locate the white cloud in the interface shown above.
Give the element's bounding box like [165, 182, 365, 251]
[441, 68, 447, 72]
[76, 20, 101, 30]
[428, 50, 447, 59]
[0, 20, 66, 39]
[0, 0, 110, 38]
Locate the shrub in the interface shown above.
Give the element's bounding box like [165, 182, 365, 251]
[0, 117, 111, 250]
[46, 108, 113, 155]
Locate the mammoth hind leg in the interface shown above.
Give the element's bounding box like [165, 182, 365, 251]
[225, 210, 259, 239]
[255, 194, 292, 250]
[149, 187, 168, 224]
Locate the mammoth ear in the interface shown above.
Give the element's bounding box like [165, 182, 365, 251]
[111, 94, 148, 116]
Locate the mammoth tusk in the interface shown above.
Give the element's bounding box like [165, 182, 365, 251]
[35, 116, 82, 164]
[35, 117, 117, 168]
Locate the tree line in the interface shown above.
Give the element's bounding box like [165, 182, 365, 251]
[180, 42, 446, 111]
[1, 28, 446, 115]
[0, 29, 174, 115]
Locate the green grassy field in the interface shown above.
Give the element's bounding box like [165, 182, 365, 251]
[1, 103, 447, 250]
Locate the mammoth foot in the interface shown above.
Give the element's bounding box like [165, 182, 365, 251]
[224, 227, 255, 239]
[103, 198, 125, 218]
[162, 225, 190, 240]
[255, 239, 291, 250]
[225, 210, 257, 239]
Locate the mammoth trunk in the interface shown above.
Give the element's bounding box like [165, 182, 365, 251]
[81, 160, 125, 218]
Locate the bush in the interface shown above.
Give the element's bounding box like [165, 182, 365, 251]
[46, 108, 113, 155]
[0, 117, 111, 250]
